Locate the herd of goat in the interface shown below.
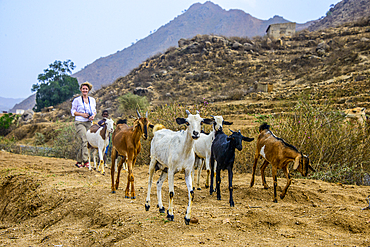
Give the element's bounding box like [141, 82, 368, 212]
[86, 109, 316, 225]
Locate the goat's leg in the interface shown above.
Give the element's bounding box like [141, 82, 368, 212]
[272, 166, 278, 203]
[205, 156, 210, 189]
[213, 160, 217, 192]
[191, 157, 198, 190]
[129, 157, 137, 199]
[280, 166, 291, 199]
[167, 169, 175, 221]
[125, 159, 134, 199]
[260, 160, 270, 189]
[115, 156, 125, 191]
[228, 166, 234, 207]
[98, 147, 105, 175]
[250, 152, 259, 187]
[210, 155, 215, 195]
[216, 168, 221, 201]
[156, 170, 167, 213]
[92, 149, 98, 171]
[111, 149, 117, 193]
[184, 168, 194, 225]
[87, 148, 92, 171]
[145, 159, 157, 211]
[196, 158, 203, 190]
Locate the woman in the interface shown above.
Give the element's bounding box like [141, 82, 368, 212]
[71, 81, 97, 168]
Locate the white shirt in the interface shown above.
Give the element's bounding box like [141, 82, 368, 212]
[71, 96, 97, 122]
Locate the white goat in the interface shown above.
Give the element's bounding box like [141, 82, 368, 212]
[145, 110, 212, 225]
[192, 115, 233, 190]
[86, 118, 114, 175]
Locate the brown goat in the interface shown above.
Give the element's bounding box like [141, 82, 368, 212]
[250, 123, 315, 203]
[111, 110, 153, 198]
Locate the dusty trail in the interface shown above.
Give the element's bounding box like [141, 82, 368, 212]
[0, 151, 369, 246]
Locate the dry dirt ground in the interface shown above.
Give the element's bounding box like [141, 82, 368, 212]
[0, 151, 370, 247]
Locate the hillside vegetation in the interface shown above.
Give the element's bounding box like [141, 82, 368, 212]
[2, 16, 370, 186]
[89, 16, 370, 119]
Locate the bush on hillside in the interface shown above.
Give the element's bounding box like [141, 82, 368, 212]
[237, 96, 369, 185]
[118, 93, 150, 117]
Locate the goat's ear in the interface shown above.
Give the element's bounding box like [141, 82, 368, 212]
[293, 156, 301, 170]
[223, 121, 233, 125]
[149, 124, 154, 129]
[242, 136, 254, 142]
[176, 117, 188, 125]
[202, 118, 213, 125]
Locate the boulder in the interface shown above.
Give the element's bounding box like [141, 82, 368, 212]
[20, 109, 34, 124]
[133, 87, 149, 96]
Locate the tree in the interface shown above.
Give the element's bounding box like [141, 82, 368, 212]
[32, 60, 80, 112]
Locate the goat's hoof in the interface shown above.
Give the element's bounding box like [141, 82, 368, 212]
[280, 194, 285, 199]
[125, 196, 130, 199]
[217, 197, 221, 201]
[273, 199, 278, 203]
[197, 188, 201, 191]
[101, 172, 105, 176]
[184, 217, 190, 225]
[230, 202, 235, 207]
[145, 204, 150, 211]
[111, 191, 116, 194]
[131, 196, 136, 199]
[159, 207, 165, 213]
[167, 213, 174, 221]
[205, 185, 209, 189]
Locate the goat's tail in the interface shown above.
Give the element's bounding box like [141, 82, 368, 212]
[153, 124, 166, 134]
[259, 122, 270, 132]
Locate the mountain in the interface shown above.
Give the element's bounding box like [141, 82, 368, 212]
[0, 97, 24, 112]
[308, 0, 370, 31]
[8, 94, 36, 113]
[73, 1, 308, 90]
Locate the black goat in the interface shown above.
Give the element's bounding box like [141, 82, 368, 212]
[210, 129, 254, 207]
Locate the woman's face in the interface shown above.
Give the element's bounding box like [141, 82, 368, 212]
[80, 85, 89, 95]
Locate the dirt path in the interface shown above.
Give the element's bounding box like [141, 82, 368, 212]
[0, 151, 369, 246]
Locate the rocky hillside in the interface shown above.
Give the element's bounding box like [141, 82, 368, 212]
[72, 1, 308, 90]
[79, 16, 370, 120]
[308, 0, 370, 31]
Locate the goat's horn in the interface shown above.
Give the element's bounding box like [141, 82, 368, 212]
[196, 110, 200, 115]
[238, 129, 241, 133]
[229, 129, 235, 133]
[210, 115, 215, 118]
[186, 110, 191, 116]
[145, 111, 148, 118]
[136, 109, 142, 118]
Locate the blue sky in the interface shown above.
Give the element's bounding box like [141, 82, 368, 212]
[0, 0, 339, 99]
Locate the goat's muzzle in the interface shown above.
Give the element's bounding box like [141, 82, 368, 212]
[192, 131, 200, 139]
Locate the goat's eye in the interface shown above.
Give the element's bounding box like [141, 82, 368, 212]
[186, 122, 190, 126]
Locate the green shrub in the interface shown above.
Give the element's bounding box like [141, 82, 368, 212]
[0, 113, 18, 136]
[118, 93, 149, 116]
